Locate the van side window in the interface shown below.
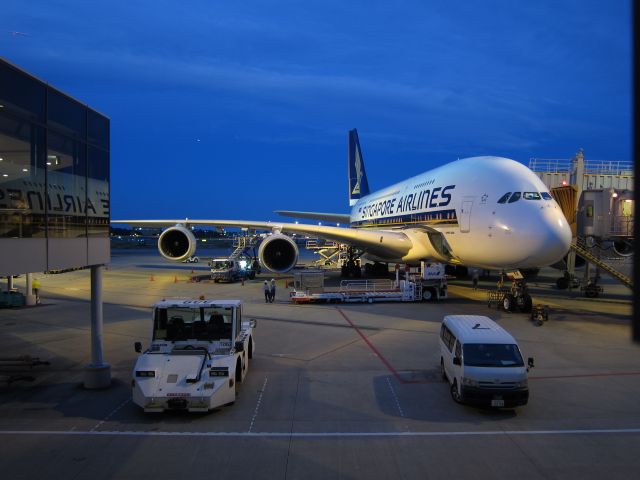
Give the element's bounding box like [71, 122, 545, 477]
[440, 325, 456, 352]
[455, 341, 462, 359]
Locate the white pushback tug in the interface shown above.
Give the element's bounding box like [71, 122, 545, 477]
[132, 299, 255, 413]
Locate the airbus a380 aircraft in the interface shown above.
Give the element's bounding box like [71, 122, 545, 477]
[114, 130, 572, 274]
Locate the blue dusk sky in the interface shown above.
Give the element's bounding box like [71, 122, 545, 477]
[1, 1, 632, 221]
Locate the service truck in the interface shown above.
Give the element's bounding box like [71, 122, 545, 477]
[131, 299, 255, 413]
[210, 258, 257, 283]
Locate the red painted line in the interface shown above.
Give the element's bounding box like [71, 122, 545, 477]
[338, 308, 640, 385]
[337, 308, 420, 384]
[530, 371, 640, 381]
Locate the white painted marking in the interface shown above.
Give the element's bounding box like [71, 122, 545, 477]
[386, 377, 405, 417]
[0, 429, 639, 438]
[248, 377, 268, 433]
[91, 399, 131, 432]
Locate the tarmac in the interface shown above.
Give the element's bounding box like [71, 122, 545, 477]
[0, 249, 638, 480]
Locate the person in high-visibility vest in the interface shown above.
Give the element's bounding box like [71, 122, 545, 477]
[32, 278, 41, 302]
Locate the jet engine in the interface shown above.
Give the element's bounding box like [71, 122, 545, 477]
[258, 234, 299, 273]
[158, 225, 197, 262]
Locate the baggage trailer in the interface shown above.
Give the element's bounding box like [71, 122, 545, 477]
[289, 263, 447, 304]
[131, 299, 255, 413]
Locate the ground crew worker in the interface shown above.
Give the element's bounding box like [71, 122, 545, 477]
[269, 278, 276, 303]
[263, 280, 270, 303]
[32, 277, 41, 303]
[471, 269, 479, 290]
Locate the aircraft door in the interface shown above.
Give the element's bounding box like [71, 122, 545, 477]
[460, 199, 474, 233]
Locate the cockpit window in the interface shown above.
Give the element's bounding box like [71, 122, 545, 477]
[523, 192, 541, 200]
[540, 192, 553, 200]
[497, 192, 511, 204]
[508, 192, 521, 203]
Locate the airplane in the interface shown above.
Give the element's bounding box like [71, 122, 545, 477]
[113, 129, 572, 277]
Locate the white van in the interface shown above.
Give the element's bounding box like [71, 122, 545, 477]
[439, 315, 533, 407]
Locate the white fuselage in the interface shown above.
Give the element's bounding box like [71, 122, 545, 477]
[350, 156, 572, 269]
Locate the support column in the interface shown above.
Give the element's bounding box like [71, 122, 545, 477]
[7, 275, 14, 292]
[25, 273, 36, 306]
[84, 265, 111, 389]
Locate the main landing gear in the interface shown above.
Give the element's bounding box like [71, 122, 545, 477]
[340, 246, 362, 278]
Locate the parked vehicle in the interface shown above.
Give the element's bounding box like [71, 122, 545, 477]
[439, 315, 533, 408]
[132, 299, 255, 413]
[209, 258, 256, 282]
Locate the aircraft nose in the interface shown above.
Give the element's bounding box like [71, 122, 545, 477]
[526, 207, 572, 266]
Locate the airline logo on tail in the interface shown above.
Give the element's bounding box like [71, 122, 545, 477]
[348, 129, 370, 206]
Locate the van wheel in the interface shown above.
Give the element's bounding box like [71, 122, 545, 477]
[440, 358, 447, 381]
[450, 379, 462, 403]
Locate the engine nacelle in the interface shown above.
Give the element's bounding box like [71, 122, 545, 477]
[258, 234, 299, 273]
[158, 225, 197, 262]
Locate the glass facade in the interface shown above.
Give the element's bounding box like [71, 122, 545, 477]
[0, 59, 110, 239]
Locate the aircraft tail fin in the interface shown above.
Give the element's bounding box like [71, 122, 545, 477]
[348, 129, 370, 206]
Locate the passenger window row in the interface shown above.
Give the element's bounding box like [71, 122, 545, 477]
[497, 191, 553, 204]
[440, 324, 456, 353]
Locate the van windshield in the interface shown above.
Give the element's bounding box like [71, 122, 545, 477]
[463, 343, 524, 367]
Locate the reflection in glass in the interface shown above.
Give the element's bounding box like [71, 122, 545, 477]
[0, 113, 46, 238]
[47, 132, 87, 238]
[87, 146, 109, 237]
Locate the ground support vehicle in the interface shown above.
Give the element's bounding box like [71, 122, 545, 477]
[209, 258, 256, 283]
[182, 256, 200, 263]
[440, 315, 533, 408]
[289, 264, 447, 304]
[487, 278, 533, 313]
[132, 299, 255, 413]
[0, 290, 26, 307]
[530, 304, 550, 326]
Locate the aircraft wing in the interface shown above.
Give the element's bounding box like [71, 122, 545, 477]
[275, 210, 351, 224]
[113, 219, 412, 259]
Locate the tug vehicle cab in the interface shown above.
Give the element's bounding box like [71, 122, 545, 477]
[132, 299, 255, 413]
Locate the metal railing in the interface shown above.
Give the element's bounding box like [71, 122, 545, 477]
[339, 280, 396, 292]
[528, 158, 572, 173]
[529, 158, 633, 176]
[584, 160, 634, 176]
[610, 216, 634, 236]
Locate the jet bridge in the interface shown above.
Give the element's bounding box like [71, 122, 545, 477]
[531, 151, 633, 297]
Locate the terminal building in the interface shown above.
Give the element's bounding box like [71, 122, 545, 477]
[0, 57, 110, 387]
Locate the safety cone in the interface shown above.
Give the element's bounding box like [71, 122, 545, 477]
[150, 275, 155, 282]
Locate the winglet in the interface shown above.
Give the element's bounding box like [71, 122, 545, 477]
[348, 129, 370, 206]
